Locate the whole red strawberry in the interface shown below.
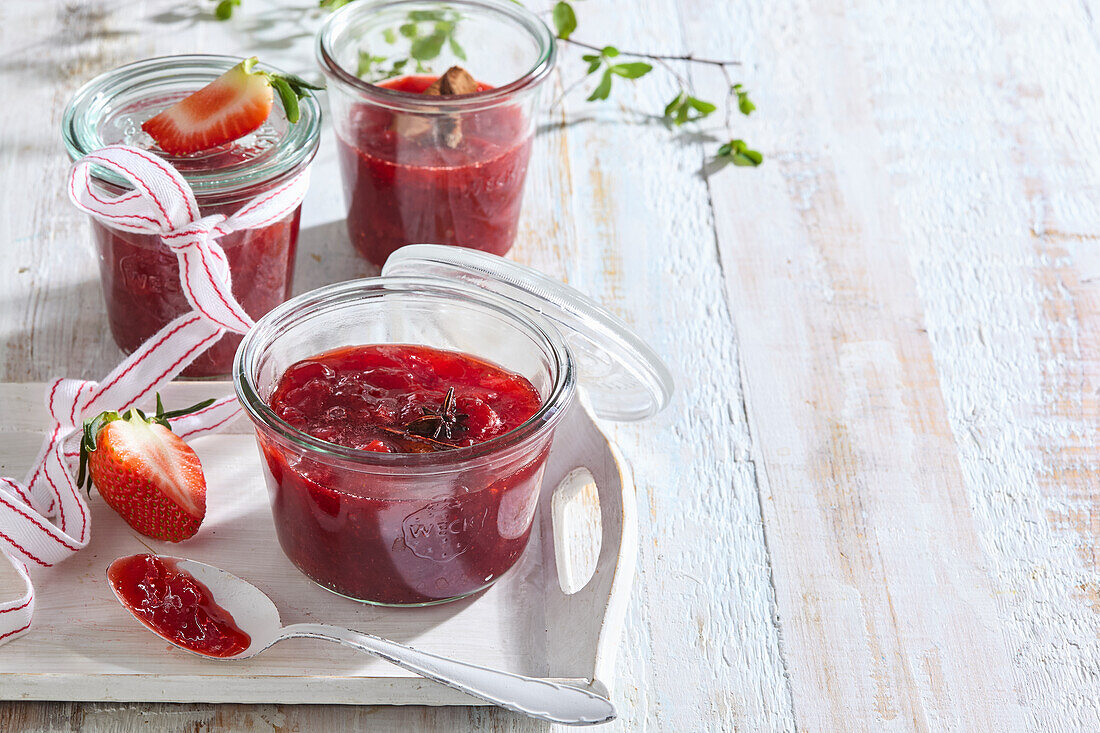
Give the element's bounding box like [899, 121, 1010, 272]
[78, 395, 214, 543]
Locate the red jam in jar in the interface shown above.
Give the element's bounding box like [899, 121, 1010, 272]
[91, 188, 302, 378]
[262, 344, 546, 605]
[108, 554, 251, 657]
[336, 75, 532, 266]
[63, 56, 321, 377]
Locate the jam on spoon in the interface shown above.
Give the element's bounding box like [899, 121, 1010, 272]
[105, 554, 616, 724]
[107, 553, 250, 658]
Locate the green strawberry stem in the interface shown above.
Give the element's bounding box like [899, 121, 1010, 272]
[76, 393, 216, 492]
[241, 56, 325, 124]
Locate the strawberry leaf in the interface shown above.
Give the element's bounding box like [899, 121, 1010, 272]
[271, 76, 300, 123]
[279, 73, 325, 93]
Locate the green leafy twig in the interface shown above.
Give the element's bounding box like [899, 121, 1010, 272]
[355, 7, 464, 81]
[548, 1, 760, 166]
[212, 0, 762, 167]
[579, 46, 652, 101]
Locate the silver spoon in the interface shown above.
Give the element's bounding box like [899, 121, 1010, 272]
[107, 554, 615, 726]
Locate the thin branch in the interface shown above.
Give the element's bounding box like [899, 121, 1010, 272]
[559, 36, 741, 68]
[552, 70, 595, 108]
[654, 57, 690, 90]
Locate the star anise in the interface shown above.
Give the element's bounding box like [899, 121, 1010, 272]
[404, 388, 468, 442]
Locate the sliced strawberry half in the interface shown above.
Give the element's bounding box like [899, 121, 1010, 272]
[79, 395, 215, 543]
[141, 56, 322, 155]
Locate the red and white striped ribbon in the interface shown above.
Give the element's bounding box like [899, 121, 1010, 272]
[0, 145, 309, 645]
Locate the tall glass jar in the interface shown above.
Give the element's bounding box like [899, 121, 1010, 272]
[317, 0, 555, 266]
[62, 55, 322, 378]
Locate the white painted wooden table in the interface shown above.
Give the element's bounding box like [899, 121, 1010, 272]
[2, 0, 1098, 730]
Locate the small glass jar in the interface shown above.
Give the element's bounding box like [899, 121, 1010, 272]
[234, 245, 672, 606]
[317, 0, 556, 266]
[63, 55, 322, 378]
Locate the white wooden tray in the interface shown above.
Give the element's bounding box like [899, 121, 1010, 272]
[0, 383, 637, 706]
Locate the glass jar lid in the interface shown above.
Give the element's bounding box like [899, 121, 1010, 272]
[383, 245, 673, 421]
[62, 55, 322, 198]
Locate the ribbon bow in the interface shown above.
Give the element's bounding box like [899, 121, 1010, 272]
[0, 145, 309, 645]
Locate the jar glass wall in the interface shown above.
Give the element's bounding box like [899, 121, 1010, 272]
[318, 0, 556, 266]
[63, 55, 322, 377]
[234, 277, 575, 605]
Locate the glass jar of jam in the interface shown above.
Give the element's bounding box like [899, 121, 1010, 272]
[234, 245, 672, 606]
[62, 55, 322, 378]
[317, 0, 556, 266]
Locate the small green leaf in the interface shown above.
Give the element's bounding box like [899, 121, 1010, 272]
[449, 36, 467, 60]
[717, 139, 763, 166]
[664, 90, 687, 119]
[587, 68, 613, 101]
[687, 96, 716, 114]
[357, 52, 386, 78]
[399, 22, 418, 38]
[732, 152, 760, 166]
[602, 45, 619, 58]
[214, 0, 240, 20]
[664, 90, 715, 125]
[732, 83, 756, 116]
[552, 1, 577, 40]
[411, 31, 447, 61]
[610, 62, 652, 79]
[383, 28, 397, 44]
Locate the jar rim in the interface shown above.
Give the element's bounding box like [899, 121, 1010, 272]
[233, 276, 576, 471]
[317, 0, 556, 112]
[62, 54, 322, 196]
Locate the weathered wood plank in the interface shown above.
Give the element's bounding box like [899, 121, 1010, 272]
[850, 0, 1100, 726]
[678, 0, 1060, 728]
[517, 0, 795, 727]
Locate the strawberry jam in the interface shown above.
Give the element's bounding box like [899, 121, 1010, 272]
[92, 200, 300, 378]
[336, 75, 532, 266]
[261, 344, 548, 604]
[108, 554, 250, 657]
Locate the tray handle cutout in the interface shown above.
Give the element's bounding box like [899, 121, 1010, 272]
[550, 467, 603, 595]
